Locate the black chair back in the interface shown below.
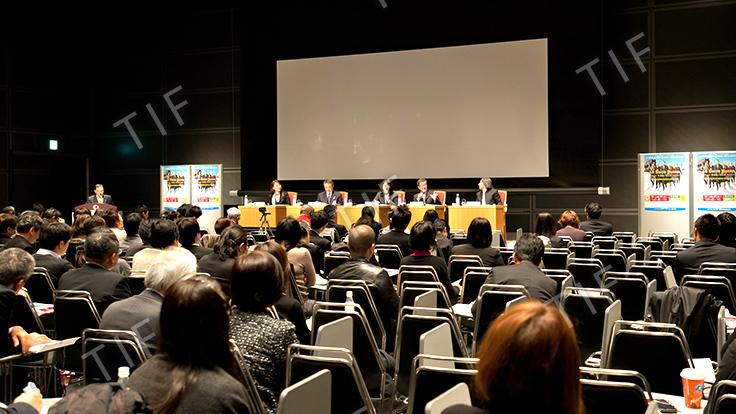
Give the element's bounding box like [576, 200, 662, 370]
[543, 250, 571, 270]
[325, 285, 386, 350]
[25, 271, 56, 304]
[448, 258, 481, 282]
[629, 265, 665, 291]
[581, 380, 649, 414]
[595, 253, 628, 273]
[568, 262, 605, 288]
[407, 362, 477, 414]
[82, 329, 147, 384]
[460, 272, 488, 304]
[604, 277, 648, 321]
[374, 245, 402, 270]
[324, 254, 350, 277]
[10, 294, 45, 334]
[562, 288, 614, 362]
[570, 242, 596, 259]
[54, 290, 101, 373]
[473, 290, 527, 351]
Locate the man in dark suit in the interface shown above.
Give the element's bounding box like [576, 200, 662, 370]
[4, 213, 43, 254]
[476, 177, 502, 205]
[58, 229, 131, 315]
[32, 222, 74, 287]
[675, 214, 736, 279]
[316, 179, 343, 205]
[580, 202, 613, 236]
[120, 212, 144, 256]
[377, 205, 412, 257]
[0, 248, 50, 358]
[472, 234, 556, 314]
[434, 219, 453, 263]
[413, 178, 441, 205]
[100, 248, 196, 355]
[308, 211, 332, 271]
[177, 217, 212, 260]
[0, 213, 17, 246]
[86, 183, 114, 205]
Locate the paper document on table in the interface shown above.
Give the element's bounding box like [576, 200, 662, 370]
[452, 303, 473, 318]
[29, 337, 79, 354]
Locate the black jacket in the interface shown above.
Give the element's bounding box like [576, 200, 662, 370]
[476, 189, 502, 205]
[450, 244, 505, 267]
[317, 191, 343, 205]
[33, 253, 74, 287]
[0, 285, 18, 357]
[377, 230, 411, 258]
[580, 219, 613, 236]
[373, 191, 399, 205]
[327, 257, 399, 348]
[413, 190, 440, 205]
[275, 295, 311, 345]
[400, 254, 459, 302]
[86, 194, 114, 205]
[58, 262, 132, 315]
[197, 253, 235, 292]
[674, 240, 736, 280]
[485, 261, 556, 302]
[99, 288, 163, 355]
[183, 244, 213, 261]
[309, 231, 331, 272]
[268, 191, 291, 205]
[3, 236, 36, 254]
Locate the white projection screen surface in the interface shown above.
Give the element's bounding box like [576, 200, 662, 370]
[277, 39, 548, 180]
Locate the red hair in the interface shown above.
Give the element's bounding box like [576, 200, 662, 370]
[558, 210, 580, 228]
[473, 301, 582, 414]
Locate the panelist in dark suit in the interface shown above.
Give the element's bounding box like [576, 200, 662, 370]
[86, 183, 114, 205]
[32, 222, 74, 287]
[373, 179, 399, 205]
[674, 214, 736, 279]
[269, 180, 291, 205]
[58, 229, 132, 315]
[580, 202, 613, 236]
[317, 178, 343, 205]
[476, 177, 502, 206]
[413, 178, 441, 205]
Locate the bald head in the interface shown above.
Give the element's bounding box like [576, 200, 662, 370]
[348, 225, 376, 257]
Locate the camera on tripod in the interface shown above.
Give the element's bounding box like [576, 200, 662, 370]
[258, 207, 270, 215]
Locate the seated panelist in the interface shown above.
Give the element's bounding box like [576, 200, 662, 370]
[316, 179, 343, 205]
[476, 177, 502, 205]
[269, 180, 290, 205]
[413, 178, 441, 205]
[373, 179, 399, 205]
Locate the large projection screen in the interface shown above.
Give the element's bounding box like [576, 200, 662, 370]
[277, 39, 548, 180]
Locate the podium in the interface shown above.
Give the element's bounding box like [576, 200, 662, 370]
[74, 203, 117, 213]
[447, 205, 506, 238]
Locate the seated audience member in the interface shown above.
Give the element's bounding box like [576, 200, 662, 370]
[119, 212, 143, 256]
[309, 211, 331, 270]
[275, 218, 316, 302]
[32, 222, 74, 286]
[357, 206, 382, 241]
[445, 301, 582, 414]
[579, 202, 613, 236]
[177, 217, 213, 260]
[97, 208, 126, 242]
[718, 212, 736, 248]
[451, 217, 505, 267]
[413, 178, 441, 205]
[72, 206, 90, 217]
[254, 241, 310, 344]
[473, 234, 556, 315]
[377, 205, 412, 257]
[0, 248, 51, 357]
[534, 212, 558, 247]
[100, 249, 196, 355]
[226, 207, 241, 224]
[229, 252, 299, 411]
[176, 203, 192, 219]
[161, 209, 178, 221]
[329, 225, 399, 348]
[127, 276, 249, 413]
[215, 217, 235, 235]
[42, 208, 63, 223]
[132, 219, 184, 272]
[323, 204, 347, 241]
[4, 213, 43, 254]
[58, 229, 132, 314]
[30, 203, 45, 215]
[298, 220, 326, 272]
[269, 180, 290, 205]
[434, 219, 453, 263]
[401, 221, 459, 302]
[423, 209, 439, 224]
[373, 179, 399, 205]
[1, 206, 16, 215]
[135, 204, 149, 221]
[297, 205, 314, 225]
[477, 177, 502, 206]
[198, 225, 248, 293]
[66, 214, 90, 265]
[555, 210, 586, 241]
[184, 205, 206, 233]
[674, 214, 736, 279]
[317, 178, 343, 205]
[124, 218, 151, 257]
[0, 213, 18, 245]
[74, 216, 131, 276]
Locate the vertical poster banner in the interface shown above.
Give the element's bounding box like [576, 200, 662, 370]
[642, 152, 689, 211]
[161, 165, 191, 212]
[639, 152, 692, 240]
[191, 164, 223, 232]
[693, 151, 736, 214]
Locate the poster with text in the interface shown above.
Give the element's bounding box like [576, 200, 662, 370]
[693, 151, 736, 212]
[191, 164, 222, 212]
[642, 152, 689, 211]
[161, 165, 191, 211]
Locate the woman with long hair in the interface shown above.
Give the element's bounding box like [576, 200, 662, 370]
[447, 301, 582, 414]
[127, 275, 249, 414]
[197, 225, 249, 293]
[534, 212, 558, 247]
[268, 180, 290, 205]
[229, 251, 299, 413]
[274, 217, 316, 302]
